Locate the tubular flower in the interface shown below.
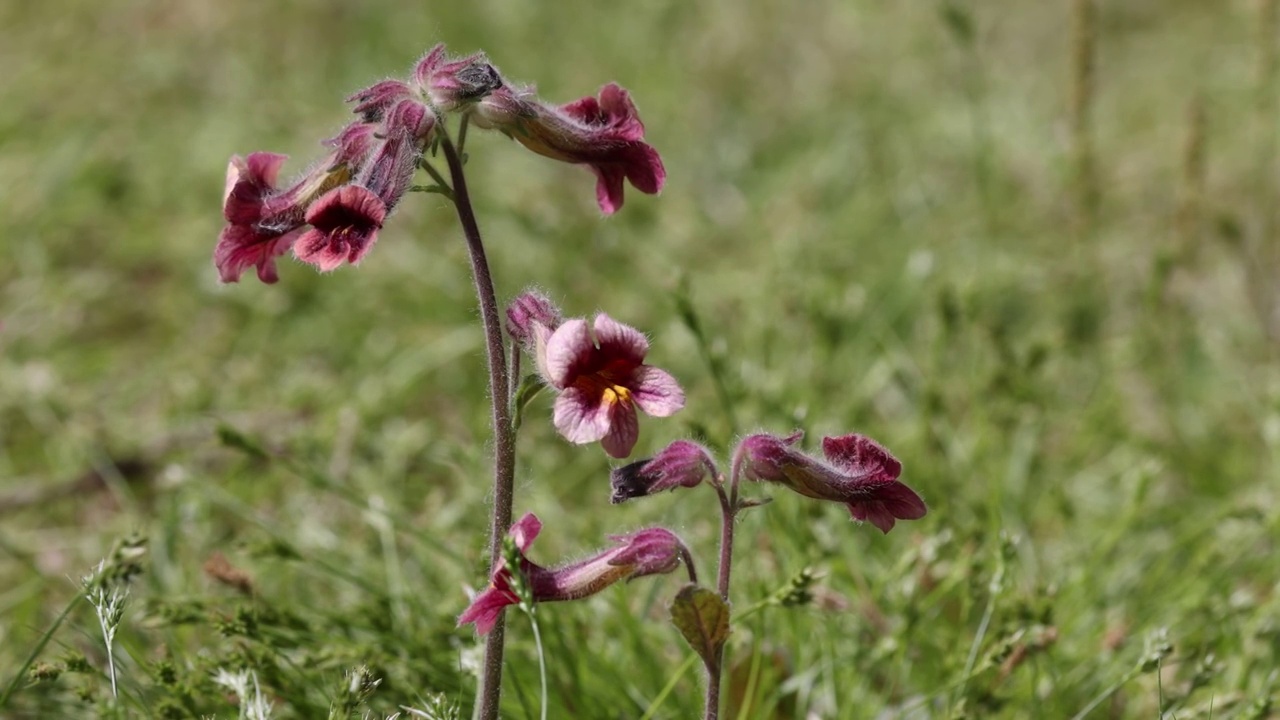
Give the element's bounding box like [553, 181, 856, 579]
[541, 314, 684, 458]
[611, 440, 718, 504]
[458, 513, 692, 636]
[739, 432, 927, 534]
[471, 82, 665, 214]
[293, 99, 434, 272]
[215, 123, 377, 283]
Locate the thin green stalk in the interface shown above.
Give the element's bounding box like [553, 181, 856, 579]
[0, 593, 80, 709]
[639, 654, 699, 720]
[529, 613, 548, 720]
[1068, 667, 1141, 720]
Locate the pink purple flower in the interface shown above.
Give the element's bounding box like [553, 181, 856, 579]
[215, 122, 382, 283]
[739, 432, 927, 534]
[471, 82, 665, 214]
[458, 513, 692, 635]
[540, 314, 684, 458]
[611, 440, 718, 504]
[412, 44, 503, 112]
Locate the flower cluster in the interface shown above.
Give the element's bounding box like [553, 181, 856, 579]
[458, 513, 692, 635]
[216, 45, 666, 284]
[507, 291, 685, 458]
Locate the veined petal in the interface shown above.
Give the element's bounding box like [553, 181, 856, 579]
[593, 313, 648, 367]
[544, 318, 595, 389]
[630, 366, 684, 417]
[294, 185, 386, 271]
[214, 224, 303, 284]
[553, 384, 611, 444]
[600, 400, 639, 459]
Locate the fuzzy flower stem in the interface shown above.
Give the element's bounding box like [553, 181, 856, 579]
[508, 350, 522, 422]
[438, 127, 515, 720]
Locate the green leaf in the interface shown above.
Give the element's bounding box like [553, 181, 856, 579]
[669, 584, 730, 673]
[216, 424, 269, 461]
[512, 373, 547, 431]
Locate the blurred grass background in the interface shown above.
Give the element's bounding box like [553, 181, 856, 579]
[1, 0, 1279, 717]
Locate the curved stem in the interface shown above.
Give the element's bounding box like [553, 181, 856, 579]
[438, 129, 516, 720]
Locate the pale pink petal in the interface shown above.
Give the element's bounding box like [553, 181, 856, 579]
[593, 313, 648, 366]
[544, 318, 595, 389]
[600, 401, 639, 458]
[553, 384, 610, 444]
[630, 366, 684, 417]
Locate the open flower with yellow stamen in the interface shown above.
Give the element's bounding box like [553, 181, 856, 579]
[538, 313, 684, 458]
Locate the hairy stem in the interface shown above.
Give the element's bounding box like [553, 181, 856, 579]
[704, 448, 748, 720]
[438, 130, 516, 720]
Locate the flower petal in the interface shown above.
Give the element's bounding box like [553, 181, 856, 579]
[553, 384, 611, 444]
[630, 366, 684, 417]
[544, 318, 595, 389]
[223, 152, 288, 224]
[294, 185, 387, 271]
[821, 434, 902, 482]
[600, 400, 639, 458]
[213, 224, 302, 284]
[876, 482, 927, 521]
[847, 501, 898, 534]
[593, 313, 648, 367]
[594, 165, 627, 215]
[510, 512, 543, 553]
[457, 585, 518, 635]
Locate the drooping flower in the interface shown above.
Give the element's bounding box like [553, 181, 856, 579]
[471, 82, 665, 214]
[214, 123, 379, 283]
[293, 100, 434, 272]
[611, 440, 718, 504]
[739, 432, 926, 534]
[458, 513, 693, 636]
[540, 313, 684, 458]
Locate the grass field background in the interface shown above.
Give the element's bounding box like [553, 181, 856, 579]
[2, 0, 1278, 717]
